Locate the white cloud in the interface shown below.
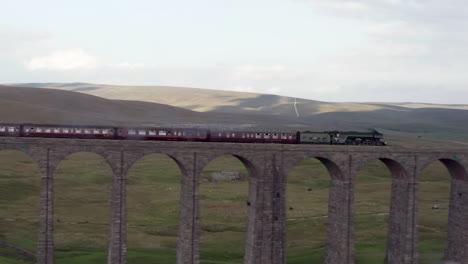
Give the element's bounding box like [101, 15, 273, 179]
[230, 85, 256, 93]
[313, 1, 370, 13]
[0, 25, 52, 63]
[365, 21, 435, 41]
[26, 49, 98, 71]
[0, 25, 50, 45]
[109, 62, 152, 70]
[267, 87, 282, 94]
[231, 64, 292, 81]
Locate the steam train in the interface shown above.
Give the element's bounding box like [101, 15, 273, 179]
[0, 123, 386, 146]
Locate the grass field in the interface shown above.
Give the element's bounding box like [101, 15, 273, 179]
[0, 150, 451, 264]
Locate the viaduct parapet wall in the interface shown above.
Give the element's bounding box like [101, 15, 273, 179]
[0, 137, 467, 264]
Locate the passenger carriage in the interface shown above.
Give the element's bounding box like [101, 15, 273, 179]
[117, 127, 209, 141]
[209, 131, 297, 144]
[22, 124, 115, 139]
[0, 124, 21, 137]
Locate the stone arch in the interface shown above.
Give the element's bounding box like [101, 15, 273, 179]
[0, 145, 48, 175]
[418, 157, 468, 181]
[352, 156, 409, 180]
[53, 151, 114, 263]
[199, 152, 257, 178]
[281, 152, 354, 263]
[121, 150, 194, 178]
[284, 155, 336, 263]
[417, 156, 468, 263]
[197, 153, 254, 264]
[50, 148, 120, 177]
[125, 152, 185, 264]
[0, 149, 42, 263]
[351, 154, 422, 264]
[353, 156, 400, 263]
[439, 159, 468, 181]
[0, 147, 42, 167]
[283, 153, 345, 181]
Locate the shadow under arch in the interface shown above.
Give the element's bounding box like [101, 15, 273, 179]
[0, 149, 41, 263]
[285, 156, 344, 181]
[125, 153, 184, 264]
[198, 154, 252, 264]
[418, 158, 468, 263]
[438, 158, 468, 181]
[379, 158, 407, 179]
[285, 156, 338, 263]
[53, 151, 114, 264]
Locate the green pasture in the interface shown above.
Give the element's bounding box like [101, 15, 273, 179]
[0, 150, 452, 263]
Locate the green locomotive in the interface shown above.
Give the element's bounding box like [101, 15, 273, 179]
[299, 130, 386, 146]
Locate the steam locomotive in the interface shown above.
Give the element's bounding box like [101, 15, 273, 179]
[0, 123, 386, 146]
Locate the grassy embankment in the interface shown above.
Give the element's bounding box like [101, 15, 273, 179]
[0, 150, 451, 264]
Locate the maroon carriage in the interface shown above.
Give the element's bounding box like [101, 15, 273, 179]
[22, 124, 116, 139]
[209, 131, 297, 144]
[0, 124, 21, 137]
[117, 127, 209, 141]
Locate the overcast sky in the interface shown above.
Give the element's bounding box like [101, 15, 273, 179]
[1, 0, 468, 103]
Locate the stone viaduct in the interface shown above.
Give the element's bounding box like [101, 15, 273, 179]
[0, 137, 467, 264]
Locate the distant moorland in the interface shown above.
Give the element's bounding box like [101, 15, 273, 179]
[3, 83, 468, 145]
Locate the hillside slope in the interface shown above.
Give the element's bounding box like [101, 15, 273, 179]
[0, 85, 317, 130]
[8, 83, 396, 115]
[3, 83, 468, 144]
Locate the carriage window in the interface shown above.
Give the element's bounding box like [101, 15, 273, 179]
[232, 133, 235, 137]
[54, 128, 60, 133]
[149, 130, 156, 135]
[219, 133, 222, 136]
[183, 131, 186, 136]
[273, 133, 278, 139]
[75, 128, 82, 133]
[226, 132, 230, 138]
[102, 129, 108, 134]
[63, 128, 69, 133]
[138, 130, 146, 135]
[8, 127, 15, 132]
[159, 130, 166, 136]
[242, 133, 246, 138]
[178, 132, 182, 136]
[93, 129, 100, 134]
[84, 129, 91, 134]
[0, 127, 5, 132]
[256, 133, 261, 138]
[289, 135, 292, 139]
[45, 128, 51, 133]
[129, 129, 136, 135]
[36, 128, 42, 132]
[265, 133, 270, 139]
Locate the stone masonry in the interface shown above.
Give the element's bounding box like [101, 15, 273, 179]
[0, 137, 467, 264]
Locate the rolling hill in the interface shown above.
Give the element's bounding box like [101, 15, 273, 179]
[3, 83, 468, 145]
